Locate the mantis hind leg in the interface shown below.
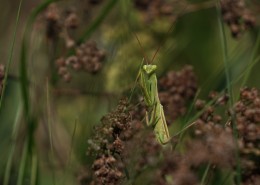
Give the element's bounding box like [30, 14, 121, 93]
[156, 105, 171, 145]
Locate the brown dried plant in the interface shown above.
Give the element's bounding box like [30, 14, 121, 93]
[87, 98, 132, 185]
[55, 40, 106, 82]
[220, 0, 256, 37]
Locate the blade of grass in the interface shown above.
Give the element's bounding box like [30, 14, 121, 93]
[15, 1, 67, 185]
[17, 139, 29, 185]
[217, 2, 233, 106]
[46, 79, 56, 185]
[217, 1, 241, 184]
[173, 54, 260, 147]
[220, 171, 233, 185]
[201, 163, 211, 185]
[3, 106, 22, 185]
[20, 38, 30, 116]
[241, 30, 260, 87]
[77, 0, 119, 44]
[63, 118, 78, 185]
[20, 0, 59, 116]
[0, 0, 23, 110]
[30, 151, 38, 185]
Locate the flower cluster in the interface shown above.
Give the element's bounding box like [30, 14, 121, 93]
[159, 65, 198, 122]
[153, 91, 234, 184]
[87, 98, 132, 185]
[133, 0, 177, 22]
[194, 88, 260, 185]
[234, 87, 260, 184]
[55, 40, 106, 82]
[220, 0, 256, 37]
[44, 3, 79, 47]
[195, 91, 229, 125]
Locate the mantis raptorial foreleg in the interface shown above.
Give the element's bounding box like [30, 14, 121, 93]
[139, 64, 171, 145]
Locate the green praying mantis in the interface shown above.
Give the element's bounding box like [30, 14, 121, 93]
[138, 63, 171, 145]
[128, 4, 193, 145]
[131, 5, 191, 145]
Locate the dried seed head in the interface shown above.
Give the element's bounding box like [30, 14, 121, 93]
[44, 3, 80, 44]
[195, 99, 206, 110]
[220, 0, 256, 38]
[65, 12, 79, 29]
[196, 87, 260, 183]
[159, 65, 198, 122]
[45, 3, 62, 39]
[56, 40, 106, 82]
[133, 0, 177, 22]
[87, 98, 131, 184]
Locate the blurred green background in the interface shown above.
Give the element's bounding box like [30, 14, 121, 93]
[0, 0, 259, 184]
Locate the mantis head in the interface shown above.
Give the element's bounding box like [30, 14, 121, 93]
[143, 65, 157, 75]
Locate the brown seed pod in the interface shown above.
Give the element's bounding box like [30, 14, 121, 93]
[159, 65, 198, 122]
[220, 0, 256, 38]
[55, 40, 106, 82]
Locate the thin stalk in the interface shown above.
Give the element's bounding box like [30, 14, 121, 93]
[46, 80, 56, 185]
[63, 118, 78, 185]
[217, 1, 241, 184]
[176, 88, 201, 144]
[3, 106, 22, 185]
[220, 171, 233, 185]
[201, 163, 211, 185]
[30, 152, 38, 185]
[217, 3, 233, 106]
[17, 139, 29, 185]
[77, 0, 118, 43]
[0, 0, 23, 109]
[241, 30, 260, 87]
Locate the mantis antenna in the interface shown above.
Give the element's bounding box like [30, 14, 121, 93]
[133, 4, 188, 64]
[132, 32, 150, 64]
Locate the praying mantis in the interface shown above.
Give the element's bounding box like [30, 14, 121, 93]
[138, 63, 171, 145]
[131, 4, 191, 145]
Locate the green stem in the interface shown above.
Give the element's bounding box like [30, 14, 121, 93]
[46, 80, 56, 185]
[217, 1, 241, 184]
[30, 151, 38, 185]
[17, 139, 29, 185]
[3, 106, 22, 185]
[241, 30, 260, 87]
[77, 0, 118, 44]
[201, 163, 211, 185]
[0, 0, 23, 110]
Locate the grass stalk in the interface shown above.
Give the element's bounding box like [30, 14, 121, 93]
[77, 0, 119, 43]
[201, 163, 211, 185]
[30, 151, 38, 185]
[0, 0, 23, 110]
[63, 118, 78, 185]
[17, 139, 29, 185]
[46, 79, 56, 185]
[3, 106, 22, 185]
[217, 1, 241, 184]
[241, 30, 260, 87]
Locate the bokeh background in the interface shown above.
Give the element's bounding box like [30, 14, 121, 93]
[0, 0, 259, 184]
